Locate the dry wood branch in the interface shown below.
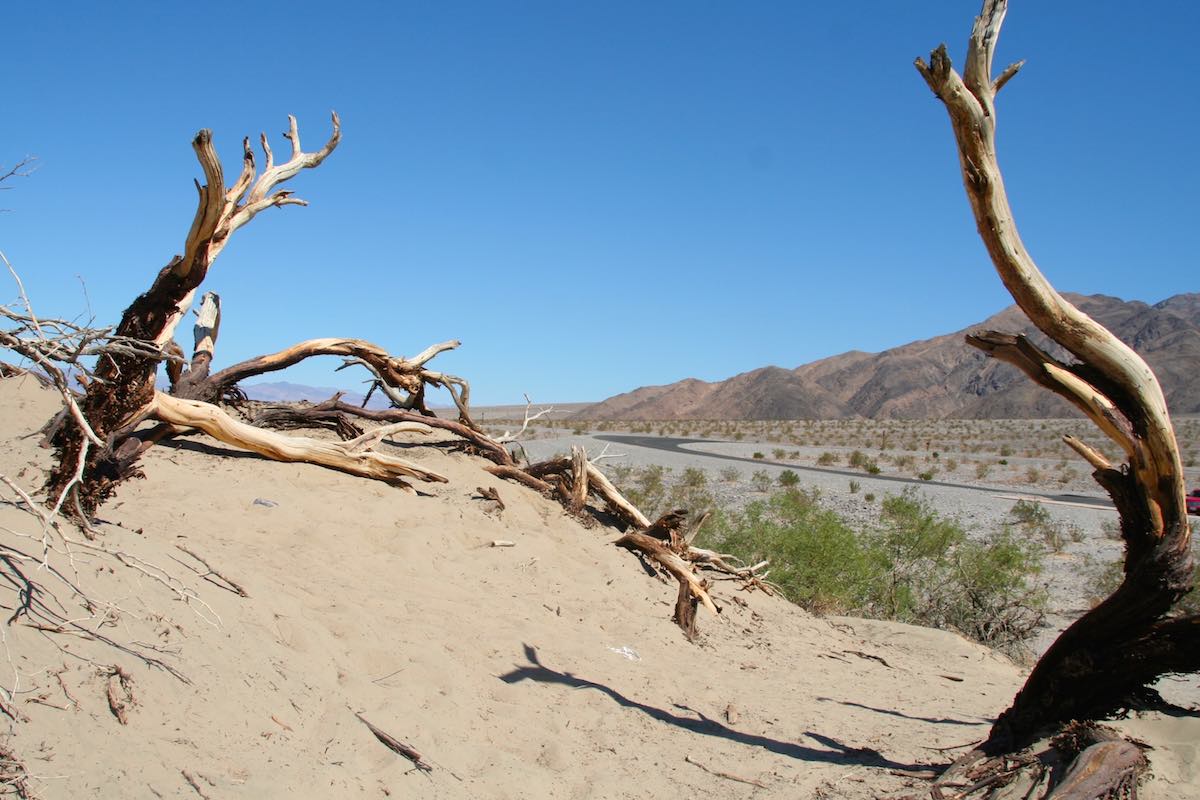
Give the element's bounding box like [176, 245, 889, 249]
[354, 712, 433, 773]
[149, 393, 447, 488]
[918, 0, 1197, 765]
[585, 463, 650, 528]
[474, 486, 505, 511]
[684, 754, 768, 789]
[259, 395, 515, 465]
[46, 114, 339, 516]
[483, 464, 552, 493]
[175, 544, 249, 597]
[615, 532, 719, 616]
[568, 447, 589, 514]
[494, 394, 555, 443]
[105, 664, 134, 725]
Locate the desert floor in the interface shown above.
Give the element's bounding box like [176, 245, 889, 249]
[0, 377, 1196, 799]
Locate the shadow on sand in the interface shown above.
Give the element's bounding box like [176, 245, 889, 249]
[499, 644, 940, 773]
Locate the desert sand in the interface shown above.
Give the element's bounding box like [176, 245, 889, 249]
[0, 376, 1196, 799]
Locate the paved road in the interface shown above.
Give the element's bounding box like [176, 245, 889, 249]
[593, 433, 1113, 510]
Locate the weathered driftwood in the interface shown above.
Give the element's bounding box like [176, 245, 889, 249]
[48, 114, 342, 516]
[916, 0, 1195, 794]
[150, 393, 446, 489]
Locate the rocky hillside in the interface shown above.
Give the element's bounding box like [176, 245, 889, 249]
[577, 293, 1200, 420]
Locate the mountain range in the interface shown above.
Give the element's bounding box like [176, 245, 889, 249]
[575, 293, 1200, 420]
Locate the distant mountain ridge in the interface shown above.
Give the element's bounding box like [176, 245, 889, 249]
[576, 293, 1200, 420]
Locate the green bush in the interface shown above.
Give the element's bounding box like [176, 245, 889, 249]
[778, 469, 800, 488]
[772, 448, 787, 460]
[701, 489, 876, 613]
[752, 451, 765, 460]
[817, 452, 837, 466]
[848, 480, 860, 494]
[700, 488, 1046, 655]
[1009, 499, 1071, 552]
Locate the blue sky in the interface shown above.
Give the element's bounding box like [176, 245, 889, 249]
[4, 1, 1197, 405]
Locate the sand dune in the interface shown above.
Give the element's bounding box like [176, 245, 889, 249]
[0, 376, 1195, 798]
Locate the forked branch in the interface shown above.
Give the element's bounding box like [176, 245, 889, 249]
[917, 0, 1195, 772]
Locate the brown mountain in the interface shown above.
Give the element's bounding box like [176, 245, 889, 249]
[576, 293, 1200, 420]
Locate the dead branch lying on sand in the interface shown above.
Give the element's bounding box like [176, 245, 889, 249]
[914, 0, 1196, 796]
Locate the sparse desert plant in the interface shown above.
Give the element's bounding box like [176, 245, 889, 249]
[865, 462, 881, 475]
[772, 448, 787, 460]
[1025, 467, 1042, 484]
[863, 493, 875, 502]
[1008, 499, 1071, 553]
[700, 487, 1045, 654]
[849, 480, 860, 494]
[917, 469, 935, 481]
[778, 469, 800, 488]
[945, 458, 958, 472]
[848, 450, 868, 469]
[752, 451, 765, 460]
[816, 451, 837, 466]
[702, 489, 876, 613]
[867, 490, 1045, 655]
[750, 470, 772, 493]
[718, 466, 740, 483]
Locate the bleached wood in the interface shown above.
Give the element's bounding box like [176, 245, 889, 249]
[149, 392, 446, 488]
[586, 464, 651, 528]
[917, 0, 1196, 766]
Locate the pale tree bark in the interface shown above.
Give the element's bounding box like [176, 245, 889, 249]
[48, 115, 342, 516]
[916, 0, 1194, 792]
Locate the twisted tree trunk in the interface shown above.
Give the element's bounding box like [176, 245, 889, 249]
[917, 0, 1196, 769]
[48, 115, 341, 516]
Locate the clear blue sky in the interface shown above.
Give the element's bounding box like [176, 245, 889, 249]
[4, 1, 1197, 405]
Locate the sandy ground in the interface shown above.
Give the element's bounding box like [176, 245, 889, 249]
[0, 377, 1197, 799]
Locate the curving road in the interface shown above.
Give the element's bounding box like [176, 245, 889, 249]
[592, 433, 1113, 510]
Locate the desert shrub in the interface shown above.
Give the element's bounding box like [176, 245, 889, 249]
[778, 470, 800, 488]
[752, 451, 765, 460]
[750, 470, 772, 492]
[848, 480, 860, 494]
[917, 469, 935, 481]
[817, 451, 837, 466]
[1008, 498, 1084, 553]
[701, 487, 1046, 654]
[772, 448, 787, 460]
[718, 467, 740, 483]
[865, 462, 881, 475]
[999, 444, 1014, 457]
[848, 450, 868, 469]
[866, 491, 1045, 655]
[667, 467, 713, 514]
[1025, 467, 1042, 484]
[619, 464, 667, 519]
[701, 489, 876, 613]
[863, 493, 875, 502]
[945, 458, 958, 472]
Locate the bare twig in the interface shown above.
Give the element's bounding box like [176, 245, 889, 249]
[684, 754, 768, 788]
[354, 712, 433, 773]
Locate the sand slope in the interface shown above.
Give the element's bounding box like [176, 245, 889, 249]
[0, 377, 1195, 799]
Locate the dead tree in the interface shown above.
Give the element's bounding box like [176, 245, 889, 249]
[916, 0, 1196, 791]
[47, 115, 342, 514]
[41, 116, 478, 515]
